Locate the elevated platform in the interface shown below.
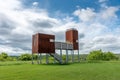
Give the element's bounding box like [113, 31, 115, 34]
[32, 28, 80, 64]
[55, 42, 73, 50]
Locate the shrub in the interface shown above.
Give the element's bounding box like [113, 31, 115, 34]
[33, 54, 38, 60]
[0, 52, 8, 61]
[6, 57, 15, 61]
[87, 50, 104, 60]
[1, 52, 8, 59]
[0, 56, 5, 61]
[105, 52, 118, 61]
[87, 50, 118, 61]
[19, 54, 32, 61]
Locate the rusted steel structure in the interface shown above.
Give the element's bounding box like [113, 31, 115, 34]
[32, 33, 55, 53]
[32, 28, 80, 64]
[66, 28, 79, 50]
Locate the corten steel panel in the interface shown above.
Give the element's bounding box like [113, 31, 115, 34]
[66, 29, 79, 50]
[32, 33, 55, 54]
[32, 34, 39, 53]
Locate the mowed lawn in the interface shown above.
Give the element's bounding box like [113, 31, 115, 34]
[0, 61, 120, 80]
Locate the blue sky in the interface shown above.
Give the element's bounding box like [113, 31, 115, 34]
[24, 0, 120, 16]
[0, 0, 120, 55]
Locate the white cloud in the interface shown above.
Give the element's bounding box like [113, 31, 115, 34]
[100, 7, 119, 20]
[32, 2, 39, 7]
[0, 0, 61, 55]
[0, 45, 26, 56]
[0, 0, 22, 10]
[73, 6, 119, 22]
[80, 35, 120, 54]
[99, 0, 107, 3]
[0, 0, 120, 55]
[73, 8, 96, 22]
[73, 6, 120, 54]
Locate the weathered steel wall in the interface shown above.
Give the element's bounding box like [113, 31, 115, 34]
[66, 29, 79, 50]
[32, 33, 55, 53]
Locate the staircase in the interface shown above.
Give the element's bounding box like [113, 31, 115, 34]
[50, 53, 62, 64]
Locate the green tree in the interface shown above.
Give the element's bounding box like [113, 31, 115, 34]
[87, 50, 104, 60]
[1, 52, 8, 59]
[19, 54, 32, 61]
[105, 52, 118, 60]
[87, 50, 118, 61]
[0, 56, 5, 61]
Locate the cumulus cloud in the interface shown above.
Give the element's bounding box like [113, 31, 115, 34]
[32, 2, 39, 7]
[73, 5, 120, 53]
[98, 0, 108, 3]
[0, 0, 75, 55]
[0, 0, 60, 54]
[93, 35, 120, 52]
[73, 6, 119, 22]
[0, 0, 120, 55]
[100, 7, 119, 20]
[73, 8, 96, 22]
[80, 35, 120, 53]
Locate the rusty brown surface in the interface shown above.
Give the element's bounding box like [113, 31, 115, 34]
[66, 29, 79, 50]
[32, 33, 55, 54]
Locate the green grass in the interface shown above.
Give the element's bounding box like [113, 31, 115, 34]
[0, 61, 120, 80]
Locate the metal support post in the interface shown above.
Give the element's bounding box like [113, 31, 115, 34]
[46, 53, 49, 64]
[66, 49, 68, 63]
[60, 49, 62, 63]
[32, 53, 34, 64]
[60, 43, 63, 63]
[72, 50, 74, 63]
[78, 50, 80, 62]
[37, 53, 40, 64]
[39, 53, 42, 64]
[53, 54, 56, 64]
[71, 50, 73, 63]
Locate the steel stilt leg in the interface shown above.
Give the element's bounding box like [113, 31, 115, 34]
[60, 49, 62, 63]
[46, 54, 49, 64]
[37, 53, 39, 64]
[66, 50, 68, 63]
[78, 50, 80, 62]
[32, 53, 34, 64]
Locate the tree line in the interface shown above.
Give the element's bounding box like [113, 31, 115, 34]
[0, 50, 119, 61]
[87, 50, 118, 61]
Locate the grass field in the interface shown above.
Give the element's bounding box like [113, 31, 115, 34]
[0, 61, 120, 80]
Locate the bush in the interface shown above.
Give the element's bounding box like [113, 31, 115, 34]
[19, 54, 32, 61]
[62, 55, 66, 61]
[0, 52, 16, 61]
[6, 57, 15, 61]
[87, 50, 118, 61]
[0, 56, 5, 61]
[1, 52, 8, 59]
[0, 52, 8, 61]
[105, 52, 118, 61]
[33, 54, 38, 60]
[87, 50, 104, 60]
